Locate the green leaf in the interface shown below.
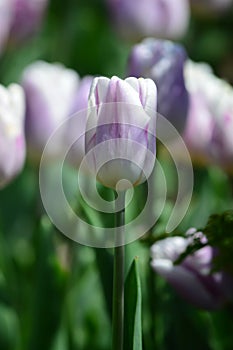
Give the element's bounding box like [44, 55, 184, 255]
[0, 304, 20, 350]
[95, 248, 113, 319]
[27, 216, 69, 350]
[124, 257, 142, 350]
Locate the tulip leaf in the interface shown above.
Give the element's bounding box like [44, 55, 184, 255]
[95, 248, 113, 318]
[124, 257, 142, 350]
[28, 216, 68, 350]
[0, 304, 20, 350]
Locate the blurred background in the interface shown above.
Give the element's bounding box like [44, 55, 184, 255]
[0, 0, 233, 349]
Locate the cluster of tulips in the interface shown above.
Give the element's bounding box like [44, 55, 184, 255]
[1, 0, 233, 349]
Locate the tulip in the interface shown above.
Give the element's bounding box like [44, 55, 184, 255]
[191, 0, 233, 14]
[67, 75, 94, 167]
[85, 76, 157, 190]
[107, 0, 190, 41]
[0, 0, 13, 55]
[70, 75, 94, 114]
[183, 93, 215, 165]
[151, 228, 232, 310]
[183, 60, 233, 171]
[0, 84, 26, 188]
[128, 39, 189, 133]
[9, 0, 48, 42]
[21, 61, 80, 160]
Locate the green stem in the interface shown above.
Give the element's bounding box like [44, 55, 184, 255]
[112, 191, 126, 350]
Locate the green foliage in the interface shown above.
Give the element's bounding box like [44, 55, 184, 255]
[174, 210, 233, 274]
[124, 258, 142, 350]
[0, 304, 20, 350]
[27, 217, 69, 350]
[1, 0, 233, 349]
[203, 211, 233, 273]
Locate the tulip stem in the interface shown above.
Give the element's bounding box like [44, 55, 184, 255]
[112, 190, 126, 350]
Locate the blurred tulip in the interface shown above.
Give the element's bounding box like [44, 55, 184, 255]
[70, 75, 94, 114]
[68, 75, 94, 167]
[9, 0, 48, 42]
[210, 115, 233, 173]
[85, 76, 157, 190]
[183, 60, 233, 171]
[191, 0, 233, 14]
[0, 0, 13, 55]
[22, 61, 79, 160]
[128, 39, 189, 133]
[107, 0, 190, 41]
[0, 84, 26, 188]
[151, 228, 232, 310]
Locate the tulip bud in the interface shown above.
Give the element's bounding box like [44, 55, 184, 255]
[151, 229, 232, 310]
[85, 76, 157, 190]
[0, 0, 13, 55]
[128, 39, 189, 133]
[0, 84, 26, 188]
[21, 61, 79, 161]
[107, 0, 190, 41]
[9, 0, 48, 42]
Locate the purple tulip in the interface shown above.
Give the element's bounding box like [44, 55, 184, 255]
[151, 228, 232, 310]
[70, 75, 94, 114]
[183, 93, 214, 165]
[209, 114, 233, 173]
[128, 39, 189, 133]
[9, 0, 48, 42]
[0, 0, 13, 55]
[107, 0, 190, 41]
[85, 76, 157, 190]
[67, 76, 94, 167]
[183, 60, 233, 171]
[22, 61, 80, 160]
[0, 84, 26, 188]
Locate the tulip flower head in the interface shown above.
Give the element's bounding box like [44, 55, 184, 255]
[67, 75, 94, 168]
[128, 39, 189, 133]
[0, 84, 26, 188]
[151, 228, 231, 310]
[10, 0, 48, 42]
[183, 60, 233, 171]
[85, 76, 157, 191]
[107, 0, 190, 41]
[22, 61, 79, 161]
[70, 76, 94, 115]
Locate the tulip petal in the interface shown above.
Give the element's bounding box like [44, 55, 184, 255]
[0, 83, 26, 187]
[22, 61, 79, 159]
[151, 259, 219, 310]
[88, 76, 110, 108]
